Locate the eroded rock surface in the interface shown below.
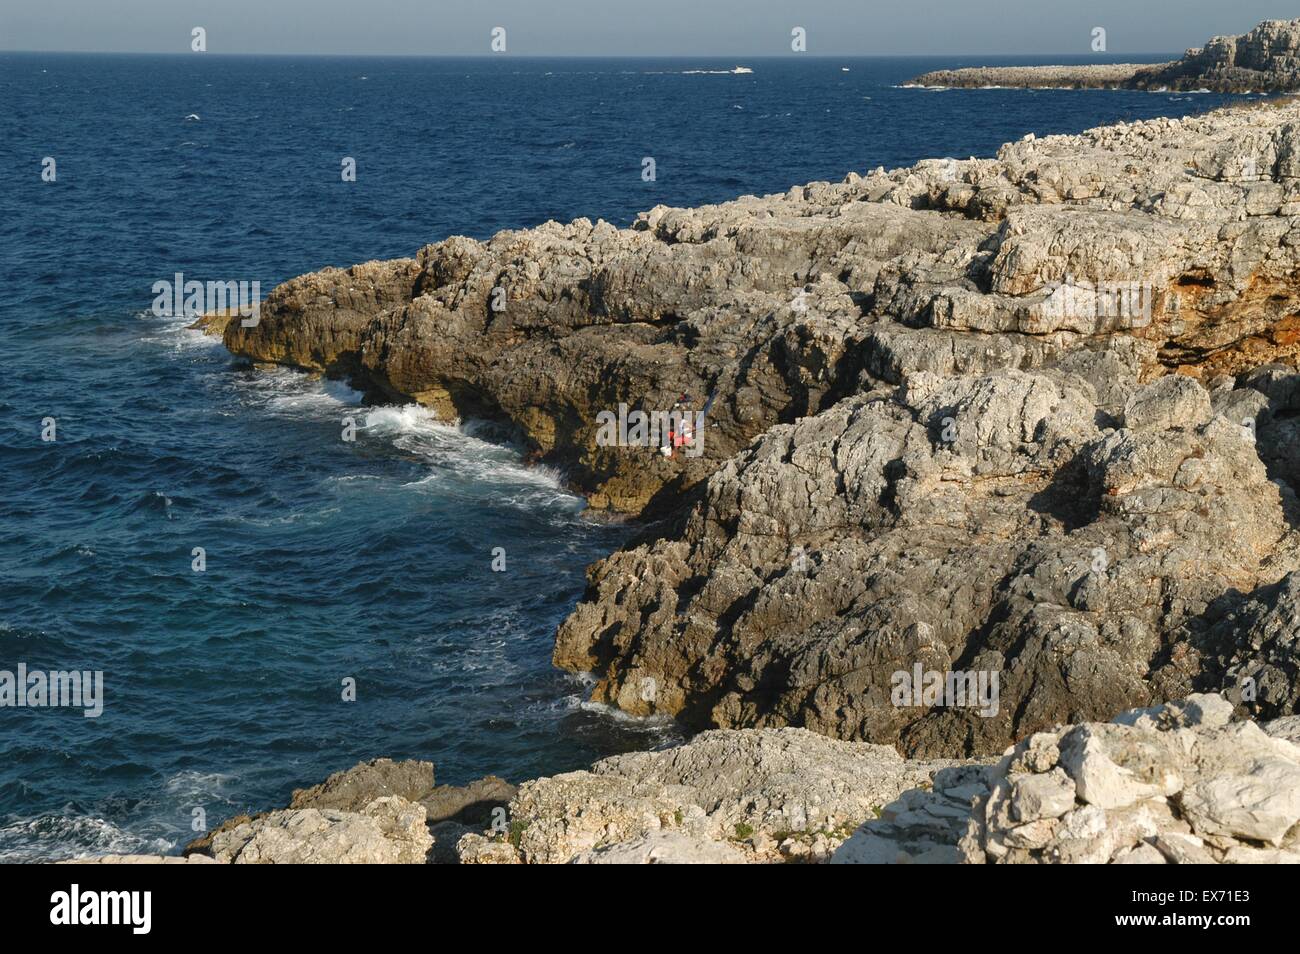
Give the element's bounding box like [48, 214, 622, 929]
[454, 727, 967, 864]
[558, 350, 1300, 754]
[834, 695, 1300, 864]
[206, 796, 432, 864]
[547, 100, 1300, 752]
[288, 757, 435, 811]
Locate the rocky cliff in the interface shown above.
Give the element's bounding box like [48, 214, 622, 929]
[223, 95, 1300, 760]
[910, 18, 1300, 92]
[85, 694, 1284, 864]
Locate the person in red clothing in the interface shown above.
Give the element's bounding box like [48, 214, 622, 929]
[662, 391, 716, 459]
[662, 394, 694, 458]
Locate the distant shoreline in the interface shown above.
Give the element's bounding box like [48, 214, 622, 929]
[909, 18, 1300, 94]
[907, 63, 1168, 91]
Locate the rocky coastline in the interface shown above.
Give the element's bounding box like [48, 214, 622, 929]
[160, 53, 1300, 863]
[70, 694, 1300, 863]
[909, 19, 1300, 92]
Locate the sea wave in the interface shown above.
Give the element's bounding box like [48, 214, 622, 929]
[228, 366, 365, 416]
[363, 404, 579, 510]
[0, 812, 171, 863]
[577, 698, 684, 735]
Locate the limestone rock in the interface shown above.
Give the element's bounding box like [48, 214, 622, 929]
[1122, 375, 1211, 431]
[1266, 716, 1300, 747]
[908, 63, 1162, 91]
[1010, 769, 1076, 822]
[290, 757, 434, 811]
[422, 775, 516, 825]
[456, 833, 523, 864]
[428, 820, 476, 864]
[207, 796, 432, 864]
[571, 831, 749, 864]
[454, 727, 965, 864]
[179, 703, 1300, 864]
[558, 351, 1289, 754]
[835, 698, 1300, 863]
[1190, 571, 1300, 719]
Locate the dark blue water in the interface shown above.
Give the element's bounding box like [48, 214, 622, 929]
[0, 52, 1251, 860]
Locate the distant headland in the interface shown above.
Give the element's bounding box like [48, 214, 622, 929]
[909, 18, 1300, 93]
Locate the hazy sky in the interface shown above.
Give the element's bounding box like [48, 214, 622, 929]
[0, 1, 1288, 56]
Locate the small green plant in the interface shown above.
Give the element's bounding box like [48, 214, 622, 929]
[508, 819, 530, 848]
[733, 821, 755, 840]
[674, 809, 684, 826]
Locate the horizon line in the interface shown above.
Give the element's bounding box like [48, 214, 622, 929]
[0, 49, 1181, 60]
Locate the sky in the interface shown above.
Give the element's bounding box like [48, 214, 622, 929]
[0, 1, 1290, 56]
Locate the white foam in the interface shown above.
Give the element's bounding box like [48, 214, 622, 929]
[138, 308, 226, 351]
[654, 66, 753, 75]
[164, 770, 236, 799]
[362, 402, 446, 435]
[362, 404, 578, 509]
[0, 813, 171, 863]
[578, 698, 683, 733]
[212, 360, 582, 514]
[233, 367, 364, 416]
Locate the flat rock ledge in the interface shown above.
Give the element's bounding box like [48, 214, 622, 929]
[150, 695, 1300, 864]
[910, 18, 1300, 92]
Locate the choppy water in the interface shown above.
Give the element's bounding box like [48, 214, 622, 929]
[0, 51, 1251, 860]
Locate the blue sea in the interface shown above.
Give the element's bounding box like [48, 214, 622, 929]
[0, 51, 1251, 860]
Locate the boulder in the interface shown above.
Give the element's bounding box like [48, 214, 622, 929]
[834, 697, 1300, 863]
[206, 796, 432, 864]
[289, 757, 434, 811]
